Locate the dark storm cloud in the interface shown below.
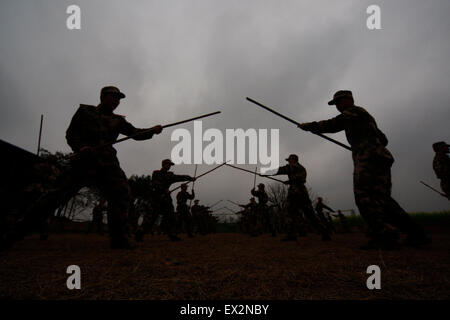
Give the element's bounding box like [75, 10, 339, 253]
[0, 0, 448, 213]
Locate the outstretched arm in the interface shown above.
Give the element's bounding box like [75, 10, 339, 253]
[120, 119, 163, 141]
[299, 113, 347, 134]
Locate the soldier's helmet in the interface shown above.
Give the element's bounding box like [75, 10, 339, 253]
[162, 159, 175, 166]
[258, 183, 265, 188]
[181, 183, 188, 190]
[285, 154, 299, 162]
[328, 90, 353, 105]
[432, 141, 449, 152]
[100, 86, 126, 99]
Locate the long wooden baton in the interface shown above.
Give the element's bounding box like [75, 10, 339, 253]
[227, 199, 241, 207]
[106, 111, 221, 148]
[253, 166, 257, 189]
[246, 97, 351, 151]
[189, 164, 198, 208]
[169, 161, 229, 193]
[225, 163, 285, 183]
[420, 180, 448, 198]
[209, 200, 223, 209]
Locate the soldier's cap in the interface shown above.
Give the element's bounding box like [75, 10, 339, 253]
[258, 183, 265, 188]
[101, 86, 126, 99]
[162, 159, 175, 166]
[285, 154, 299, 162]
[181, 183, 188, 189]
[328, 90, 353, 105]
[432, 141, 449, 152]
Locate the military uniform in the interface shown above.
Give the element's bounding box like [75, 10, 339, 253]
[251, 185, 271, 235]
[315, 198, 335, 233]
[301, 90, 428, 247]
[238, 199, 258, 235]
[275, 158, 330, 241]
[176, 187, 195, 237]
[86, 201, 106, 235]
[432, 142, 450, 199]
[151, 163, 193, 240]
[27, 86, 159, 249]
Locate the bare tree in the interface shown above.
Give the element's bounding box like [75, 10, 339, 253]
[267, 182, 288, 211]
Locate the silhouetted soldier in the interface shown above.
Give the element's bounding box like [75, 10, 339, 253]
[176, 184, 195, 237]
[238, 198, 258, 235]
[251, 183, 268, 235]
[135, 200, 158, 241]
[432, 141, 450, 200]
[315, 197, 335, 233]
[191, 200, 212, 235]
[332, 210, 351, 233]
[24, 86, 163, 249]
[151, 159, 195, 241]
[86, 199, 106, 235]
[269, 155, 331, 241]
[299, 90, 429, 249]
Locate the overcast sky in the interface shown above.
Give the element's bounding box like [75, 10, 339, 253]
[1, 0, 449, 215]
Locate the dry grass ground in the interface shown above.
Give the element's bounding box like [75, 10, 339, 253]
[0, 227, 449, 300]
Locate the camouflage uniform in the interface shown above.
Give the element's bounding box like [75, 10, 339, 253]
[151, 167, 193, 240]
[28, 88, 158, 248]
[315, 199, 335, 233]
[302, 90, 427, 246]
[176, 188, 195, 237]
[251, 187, 269, 234]
[432, 142, 450, 199]
[275, 160, 330, 240]
[238, 199, 258, 235]
[86, 201, 106, 235]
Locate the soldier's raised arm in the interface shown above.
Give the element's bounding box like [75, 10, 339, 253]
[119, 118, 163, 141]
[299, 113, 348, 134]
[170, 173, 195, 184]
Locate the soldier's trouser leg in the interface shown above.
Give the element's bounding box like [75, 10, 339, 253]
[355, 160, 426, 241]
[286, 196, 305, 238]
[297, 190, 330, 238]
[97, 164, 132, 243]
[160, 200, 177, 237]
[354, 162, 395, 241]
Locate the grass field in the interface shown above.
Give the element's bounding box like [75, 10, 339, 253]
[0, 212, 449, 300]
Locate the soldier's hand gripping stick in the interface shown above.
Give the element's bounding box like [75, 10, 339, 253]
[169, 161, 229, 193]
[246, 97, 351, 151]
